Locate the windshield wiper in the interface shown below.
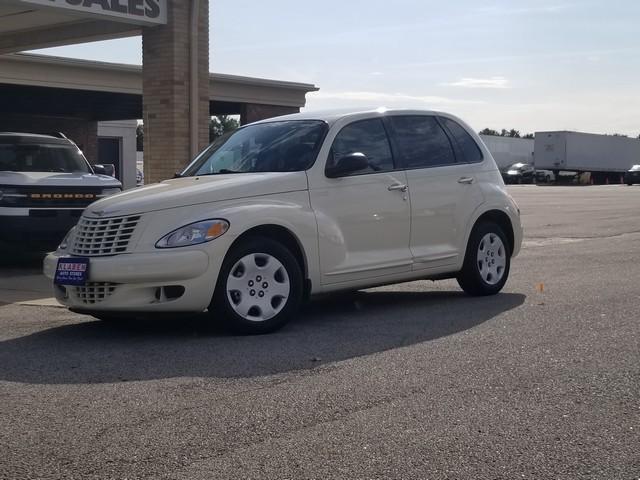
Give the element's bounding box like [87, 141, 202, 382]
[196, 169, 243, 176]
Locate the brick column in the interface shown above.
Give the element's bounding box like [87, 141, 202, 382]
[240, 104, 300, 125]
[142, 0, 209, 184]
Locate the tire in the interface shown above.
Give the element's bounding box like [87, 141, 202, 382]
[457, 222, 511, 296]
[210, 236, 303, 334]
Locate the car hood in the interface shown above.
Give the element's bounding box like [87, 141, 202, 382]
[0, 171, 121, 187]
[84, 172, 309, 217]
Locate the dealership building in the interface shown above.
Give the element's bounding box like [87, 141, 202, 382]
[0, 1, 317, 186]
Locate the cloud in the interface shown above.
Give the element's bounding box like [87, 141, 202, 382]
[474, 4, 577, 16]
[443, 76, 510, 89]
[308, 91, 484, 106]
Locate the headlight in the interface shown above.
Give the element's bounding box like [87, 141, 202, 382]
[507, 170, 518, 175]
[97, 187, 122, 199]
[0, 188, 27, 204]
[58, 226, 76, 251]
[155, 219, 229, 249]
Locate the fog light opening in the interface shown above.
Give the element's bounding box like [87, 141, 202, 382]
[55, 284, 68, 299]
[163, 286, 185, 300]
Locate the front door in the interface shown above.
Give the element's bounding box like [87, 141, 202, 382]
[308, 118, 412, 285]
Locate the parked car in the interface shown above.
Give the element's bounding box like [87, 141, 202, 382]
[502, 162, 535, 184]
[0, 132, 121, 250]
[535, 169, 555, 184]
[44, 109, 522, 334]
[624, 165, 640, 185]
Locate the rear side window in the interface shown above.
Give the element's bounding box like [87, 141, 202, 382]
[328, 119, 394, 175]
[439, 117, 483, 164]
[388, 116, 456, 169]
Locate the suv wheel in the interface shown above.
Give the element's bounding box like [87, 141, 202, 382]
[457, 222, 511, 296]
[210, 237, 303, 334]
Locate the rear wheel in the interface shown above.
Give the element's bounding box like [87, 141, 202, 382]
[210, 237, 303, 334]
[457, 222, 511, 296]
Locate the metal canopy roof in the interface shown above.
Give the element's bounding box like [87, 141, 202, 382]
[0, 53, 318, 121]
[0, 3, 140, 54]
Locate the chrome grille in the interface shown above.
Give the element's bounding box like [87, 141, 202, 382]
[73, 283, 118, 305]
[71, 215, 141, 256]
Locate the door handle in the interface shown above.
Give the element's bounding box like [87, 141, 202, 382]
[388, 183, 408, 192]
[458, 177, 475, 184]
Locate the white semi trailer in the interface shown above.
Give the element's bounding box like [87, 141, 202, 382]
[534, 131, 640, 184]
[479, 135, 534, 171]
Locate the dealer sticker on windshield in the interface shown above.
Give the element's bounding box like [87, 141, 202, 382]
[54, 258, 90, 286]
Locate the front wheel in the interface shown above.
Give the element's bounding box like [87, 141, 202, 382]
[457, 222, 511, 296]
[210, 237, 303, 334]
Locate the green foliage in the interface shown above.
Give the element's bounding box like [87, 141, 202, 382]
[210, 115, 240, 142]
[479, 128, 532, 139]
[136, 124, 144, 152]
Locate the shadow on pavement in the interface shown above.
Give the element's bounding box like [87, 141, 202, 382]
[0, 290, 525, 384]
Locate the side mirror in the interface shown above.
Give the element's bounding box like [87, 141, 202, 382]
[94, 164, 116, 177]
[326, 152, 369, 178]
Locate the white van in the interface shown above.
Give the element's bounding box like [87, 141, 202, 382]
[45, 109, 522, 334]
[0, 133, 121, 250]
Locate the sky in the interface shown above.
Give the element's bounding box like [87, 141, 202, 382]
[33, 0, 640, 136]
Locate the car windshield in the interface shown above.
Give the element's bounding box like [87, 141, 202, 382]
[0, 143, 91, 173]
[630, 165, 640, 171]
[182, 120, 328, 176]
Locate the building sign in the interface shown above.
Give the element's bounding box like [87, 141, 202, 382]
[13, 0, 167, 26]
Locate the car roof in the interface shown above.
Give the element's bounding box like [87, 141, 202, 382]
[0, 132, 72, 145]
[251, 107, 450, 126]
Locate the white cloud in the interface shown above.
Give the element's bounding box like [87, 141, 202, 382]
[474, 4, 577, 16]
[443, 76, 510, 89]
[308, 91, 484, 107]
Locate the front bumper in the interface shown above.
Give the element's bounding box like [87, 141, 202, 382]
[0, 209, 82, 246]
[44, 249, 222, 313]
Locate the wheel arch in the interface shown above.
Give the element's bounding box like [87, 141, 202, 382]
[470, 209, 515, 256]
[229, 224, 310, 292]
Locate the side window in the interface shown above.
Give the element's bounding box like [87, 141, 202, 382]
[327, 119, 394, 176]
[439, 117, 483, 164]
[389, 116, 456, 169]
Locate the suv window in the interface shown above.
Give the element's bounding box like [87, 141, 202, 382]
[328, 119, 394, 176]
[439, 117, 483, 164]
[389, 116, 456, 169]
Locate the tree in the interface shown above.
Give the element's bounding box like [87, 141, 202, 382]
[479, 128, 524, 138]
[507, 129, 520, 138]
[523, 133, 534, 139]
[136, 124, 144, 151]
[210, 115, 240, 142]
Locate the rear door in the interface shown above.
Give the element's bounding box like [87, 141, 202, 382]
[387, 115, 484, 270]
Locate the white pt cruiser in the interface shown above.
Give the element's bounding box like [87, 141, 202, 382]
[45, 109, 522, 334]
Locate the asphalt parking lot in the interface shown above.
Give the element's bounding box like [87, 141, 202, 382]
[1, 185, 639, 480]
